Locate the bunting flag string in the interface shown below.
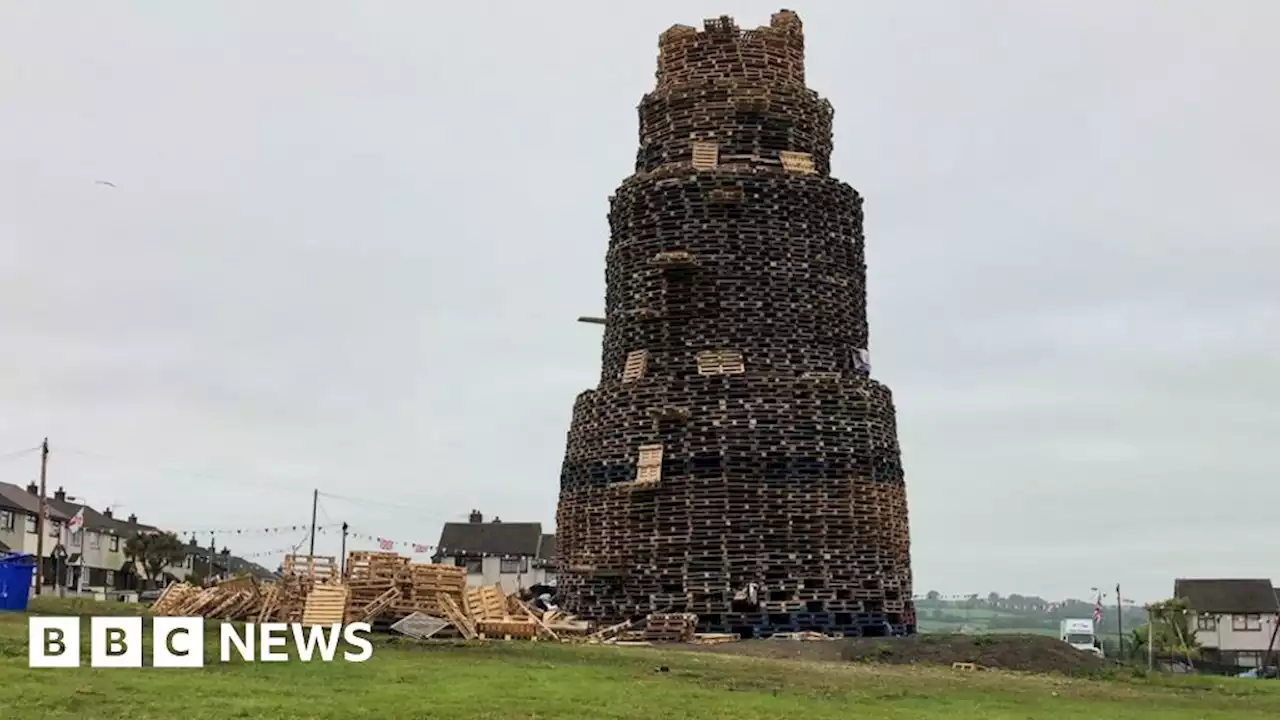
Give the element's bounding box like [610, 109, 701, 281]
[161, 522, 344, 537]
[344, 530, 543, 560]
[237, 544, 308, 560]
[149, 523, 544, 561]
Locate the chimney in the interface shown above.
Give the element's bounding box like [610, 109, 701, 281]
[26, 482, 37, 495]
[492, 516, 502, 523]
[103, 508, 113, 519]
[469, 509, 483, 523]
[127, 513, 137, 524]
[53, 487, 66, 502]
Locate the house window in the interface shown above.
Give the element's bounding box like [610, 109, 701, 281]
[1232, 614, 1263, 631]
[25, 514, 37, 533]
[0, 510, 13, 531]
[1196, 615, 1217, 631]
[500, 558, 521, 574]
[88, 532, 101, 550]
[105, 570, 115, 587]
[109, 535, 119, 552]
[48, 521, 60, 538]
[464, 558, 482, 574]
[70, 530, 83, 548]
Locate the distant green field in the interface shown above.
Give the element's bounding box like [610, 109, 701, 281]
[2, 597, 1277, 719]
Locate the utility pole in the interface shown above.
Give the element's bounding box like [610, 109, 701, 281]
[34, 438, 49, 595]
[1116, 583, 1124, 658]
[1152, 602, 1162, 671]
[308, 489, 318, 556]
[339, 522, 349, 578]
[209, 533, 216, 583]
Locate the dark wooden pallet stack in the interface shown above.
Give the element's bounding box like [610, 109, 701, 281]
[555, 9, 916, 639]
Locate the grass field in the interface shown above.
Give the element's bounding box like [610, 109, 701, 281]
[1, 597, 1276, 719]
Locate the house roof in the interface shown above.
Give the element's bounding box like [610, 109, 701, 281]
[0, 482, 69, 519]
[0, 482, 158, 536]
[1174, 579, 1280, 614]
[537, 534, 556, 560]
[437, 521, 543, 557]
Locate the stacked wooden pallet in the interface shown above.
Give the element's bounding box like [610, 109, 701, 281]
[553, 8, 916, 640]
[343, 551, 466, 623]
[146, 551, 602, 643]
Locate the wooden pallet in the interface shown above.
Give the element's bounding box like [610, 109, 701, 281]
[778, 150, 816, 174]
[465, 585, 507, 621]
[284, 554, 339, 583]
[300, 583, 349, 626]
[476, 620, 538, 640]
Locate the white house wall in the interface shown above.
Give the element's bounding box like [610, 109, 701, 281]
[439, 555, 547, 595]
[1194, 613, 1280, 660]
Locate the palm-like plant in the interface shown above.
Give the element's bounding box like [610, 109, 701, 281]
[123, 531, 186, 588]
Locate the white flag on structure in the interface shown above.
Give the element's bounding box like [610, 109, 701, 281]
[67, 508, 85, 532]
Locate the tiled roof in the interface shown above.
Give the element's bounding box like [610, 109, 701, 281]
[437, 521, 543, 557]
[0, 482, 68, 519]
[1174, 578, 1280, 614]
[537, 534, 556, 560]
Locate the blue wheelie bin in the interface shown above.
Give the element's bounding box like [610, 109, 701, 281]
[0, 553, 37, 612]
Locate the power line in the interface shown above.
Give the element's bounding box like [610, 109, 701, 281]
[58, 447, 312, 497]
[316, 490, 467, 523]
[0, 446, 40, 463]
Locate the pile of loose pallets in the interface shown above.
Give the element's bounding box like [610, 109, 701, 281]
[145, 551, 601, 641]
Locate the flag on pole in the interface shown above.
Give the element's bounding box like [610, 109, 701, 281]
[378, 538, 394, 551]
[67, 508, 85, 532]
[1093, 593, 1103, 625]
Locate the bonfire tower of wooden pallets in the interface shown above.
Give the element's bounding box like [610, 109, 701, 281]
[554, 10, 916, 638]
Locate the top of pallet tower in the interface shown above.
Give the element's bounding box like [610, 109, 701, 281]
[655, 10, 805, 90]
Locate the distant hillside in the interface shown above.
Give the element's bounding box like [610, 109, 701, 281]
[915, 592, 1147, 638]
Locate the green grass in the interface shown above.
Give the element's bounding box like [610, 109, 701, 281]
[1, 597, 1277, 719]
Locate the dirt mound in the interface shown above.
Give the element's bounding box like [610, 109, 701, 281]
[683, 633, 1108, 676]
[839, 634, 1107, 675]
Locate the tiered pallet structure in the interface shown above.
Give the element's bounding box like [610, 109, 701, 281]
[555, 9, 916, 638]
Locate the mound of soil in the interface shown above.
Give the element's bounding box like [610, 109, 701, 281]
[683, 633, 1107, 676]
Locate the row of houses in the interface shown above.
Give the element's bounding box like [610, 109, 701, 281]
[0, 476, 559, 599]
[0, 481, 274, 595]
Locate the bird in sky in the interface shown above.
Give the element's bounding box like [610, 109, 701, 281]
[94, 180, 116, 187]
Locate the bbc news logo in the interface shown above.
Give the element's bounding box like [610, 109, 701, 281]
[29, 617, 373, 668]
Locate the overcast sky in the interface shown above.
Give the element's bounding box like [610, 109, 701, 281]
[1, 1, 1276, 603]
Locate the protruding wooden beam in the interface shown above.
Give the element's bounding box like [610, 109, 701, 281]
[577, 316, 607, 325]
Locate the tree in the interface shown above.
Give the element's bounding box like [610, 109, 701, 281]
[1129, 597, 1202, 664]
[987, 592, 1001, 607]
[926, 590, 940, 601]
[124, 532, 186, 588]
